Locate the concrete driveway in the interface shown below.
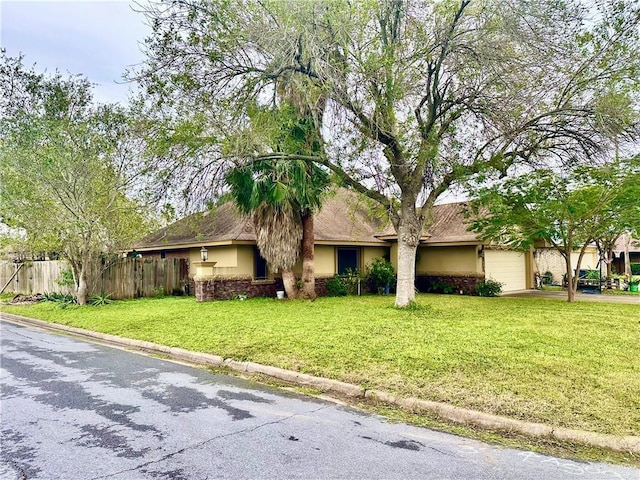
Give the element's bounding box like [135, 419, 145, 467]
[502, 289, 640, 304]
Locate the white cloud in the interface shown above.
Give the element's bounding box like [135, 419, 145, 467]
[1, 0, 151, 104]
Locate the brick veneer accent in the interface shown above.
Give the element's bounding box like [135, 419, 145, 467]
[415, 274, 483, 295]
[314, 277, 330, 296]
[196, 275, 481, 300]
[195, 279, 216, 302]
[194, 276, 332, 301]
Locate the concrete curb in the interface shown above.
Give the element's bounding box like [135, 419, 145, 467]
[2, 312, 639, 454]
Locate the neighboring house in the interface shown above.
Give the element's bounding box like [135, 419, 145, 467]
[531, 235, 640, 284]
[132, 189, 536, 299]
[612, 235, 640, 275]
[533, 244, 600, 286]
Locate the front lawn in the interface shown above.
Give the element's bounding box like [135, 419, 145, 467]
[604, 289, 640, 296]
[2, 294, 638, 438]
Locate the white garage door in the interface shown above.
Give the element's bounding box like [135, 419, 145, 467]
[484, 250, 527, 292]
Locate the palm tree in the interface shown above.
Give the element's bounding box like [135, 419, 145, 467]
[227, 155, 328, 299]
[229, 62, 330, 299]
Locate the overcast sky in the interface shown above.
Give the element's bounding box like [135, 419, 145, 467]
[1, 0, 150, 104]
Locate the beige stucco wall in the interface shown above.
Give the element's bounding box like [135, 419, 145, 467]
[185, 245, 236, 268]
[187, 248, 201, 266]
[290, 245, 335, 276]
[292, 245, 390, 277]
[203, 246, 241, 277]
[574, 248, 599, 270]
[416, 245, 481, 275]
[280, 245, 336, 277]
[315, 245, 338, 277]
[235, 245, 255, 276]
[534, 246, 600, 284]
[184, 245, 249, 278]
[152, 243, 395, 279]
[362, 247, 390, 271]
[390, 243, 399, 270]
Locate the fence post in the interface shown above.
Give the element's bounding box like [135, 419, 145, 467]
[0, 263, 24, 294]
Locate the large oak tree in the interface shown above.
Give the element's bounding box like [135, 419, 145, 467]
[133, 0, 640, 306]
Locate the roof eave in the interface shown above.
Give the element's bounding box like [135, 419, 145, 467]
[132, 240, 235, 252]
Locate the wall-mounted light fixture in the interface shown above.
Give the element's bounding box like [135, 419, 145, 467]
[478, 245, 485, 258]
[200, 246, 208, 262]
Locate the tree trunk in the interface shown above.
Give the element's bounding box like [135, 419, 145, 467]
[565, 245, 588, 303]
[623, 233, 631, 278]
[606, 247, 613, 278]
[299, 211, 316, 300]
[76, 262, 89, 306]
[394, 204, 423, 308]
[564, 252, 575, 303]
[281, 270, 299, 299]
[600, 236, 618, 280]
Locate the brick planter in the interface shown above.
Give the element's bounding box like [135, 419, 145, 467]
[213, 277, 284, 300]
[194, 276, 334, 301]
[194, 279, 216, 302]
[193, 277, 281, 301]
[415, 274, 483, 295]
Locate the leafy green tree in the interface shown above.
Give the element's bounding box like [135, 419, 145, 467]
[468, 160, 640, 302]
[0, 55, 154, 304]
[133, 0, 640, 307]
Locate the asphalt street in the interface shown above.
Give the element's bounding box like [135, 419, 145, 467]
[1, 320, 638, 480]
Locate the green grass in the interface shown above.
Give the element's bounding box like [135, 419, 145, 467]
[0, 292, 15, 302]
[2, 294, 639, 440]
[604, 289, 640, 296]
[541, 285, 639, 296]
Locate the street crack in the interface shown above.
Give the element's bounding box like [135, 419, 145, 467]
[88, 404, 329, 479]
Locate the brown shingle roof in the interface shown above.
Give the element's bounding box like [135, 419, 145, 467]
[424, 202, 478, 243]
[314, 190, 389, 243]
[135, 189, 391, 250]
[136, 202, 253, 248]
[373, 201, 478, 243]
[613, 235, 640, 253]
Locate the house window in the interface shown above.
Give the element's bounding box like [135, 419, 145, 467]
[337, 247, 360, 275]
[254, 247, 268, 280]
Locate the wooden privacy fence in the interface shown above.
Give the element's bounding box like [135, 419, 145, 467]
[0, 261, 73, 296]
[101, 258, 190, 299]
[0, 258, 190, 300]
